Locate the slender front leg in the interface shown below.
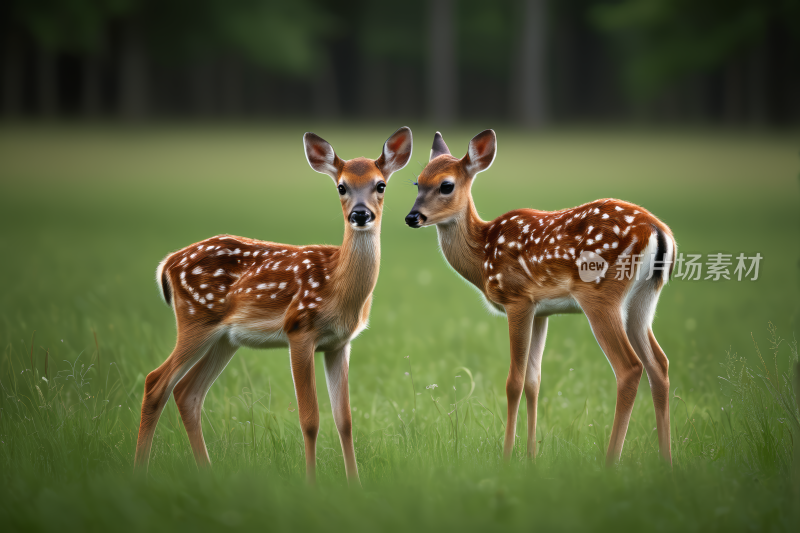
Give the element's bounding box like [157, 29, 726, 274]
[524, 316, 548, 459]
[288, 335, 320, 484]
[503, 303, 535, 460]
[324, 343, 360, 486]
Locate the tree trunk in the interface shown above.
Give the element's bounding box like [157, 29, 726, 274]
[82, 54, 103, 117]
[251, 68, 273, 118]
[312, 51, 340, 119]
[189, 61, 217, 118]
[37, 47, 58, 118]
[515, 0, 548, 127]
[746, 43, 767, 126]
[119, 22, 149, 120]
[396, 64, 421, 119]
[428, 0, 457, 124]
[723, 57, 745, 125]
[220, 56, 244, 118]
[2, 31, 24, 118]
[359, 58, 389, 119]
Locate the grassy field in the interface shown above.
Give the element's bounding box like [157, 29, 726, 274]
[1, 123, 799, 532]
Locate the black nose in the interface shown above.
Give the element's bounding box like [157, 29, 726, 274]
[349, 209, 373, 226]
[405, 211, 424, 228]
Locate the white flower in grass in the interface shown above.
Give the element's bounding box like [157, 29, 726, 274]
[426, 384, 438, 390]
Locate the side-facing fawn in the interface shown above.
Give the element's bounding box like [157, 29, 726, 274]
[405, 130, 675, 466]
[135, 127, 413, 484]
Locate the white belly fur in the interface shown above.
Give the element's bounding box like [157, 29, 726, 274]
[534, 296, 582, 316]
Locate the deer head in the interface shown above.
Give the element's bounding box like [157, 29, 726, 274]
[405, 130, 496, 228]
[305, 127, 413, 231]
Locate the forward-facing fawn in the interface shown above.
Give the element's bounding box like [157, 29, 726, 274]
[135, 127, 413, 484]
[405, 130, 675, 466]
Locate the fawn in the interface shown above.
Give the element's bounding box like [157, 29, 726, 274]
[405, 130, 675, 466]
[134, 127, 413, 484]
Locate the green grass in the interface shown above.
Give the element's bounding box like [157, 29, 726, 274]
[1, 123, 799, 531]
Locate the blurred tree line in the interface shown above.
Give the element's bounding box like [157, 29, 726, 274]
[2, 0, 798, 125]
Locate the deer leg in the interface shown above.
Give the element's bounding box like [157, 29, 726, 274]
[135, 332, 217, 471]
[580, 302, 643, 466]
[172, 338, 238, 467]
[646, 329, 671, 464]
[288, 335, 319, 484]
[503, 304, 535, 460]
[324, 343, 360, 486]
[625, 288, 671, 465]
[524, 316, 548, 459]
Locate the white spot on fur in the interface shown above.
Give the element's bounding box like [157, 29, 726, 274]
[624, 215, 635, 223]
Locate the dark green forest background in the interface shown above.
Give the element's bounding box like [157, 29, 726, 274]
[3, 0, 799, 125]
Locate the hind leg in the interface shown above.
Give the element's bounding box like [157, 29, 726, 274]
[524, 316, 548, 459]
[173, 338, 238, 467]
[134, 332, 217, 471]
[626, 289, 671, 465]
[576, 294, 643, 466]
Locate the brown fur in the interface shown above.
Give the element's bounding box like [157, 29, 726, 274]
[134, 127, 413, 485]
[407, 130, 675, 466]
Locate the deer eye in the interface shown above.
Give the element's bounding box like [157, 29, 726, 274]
[337, 184, 346, 195]
[377, 182, 386, 193]
[440, 182, 454, 194]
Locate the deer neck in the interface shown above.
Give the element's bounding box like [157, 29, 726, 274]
[332, 224, 381, 310]
[436, 198, 487, 290]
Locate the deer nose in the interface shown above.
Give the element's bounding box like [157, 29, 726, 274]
[349, 209, 373, 226]
[405, 211, 425, 228]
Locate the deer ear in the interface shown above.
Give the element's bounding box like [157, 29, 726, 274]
[430, 131, 451, 161]
[376, 126, 412, 180]
[304, 132, 342, 182]
[462, 129, 496, 177]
